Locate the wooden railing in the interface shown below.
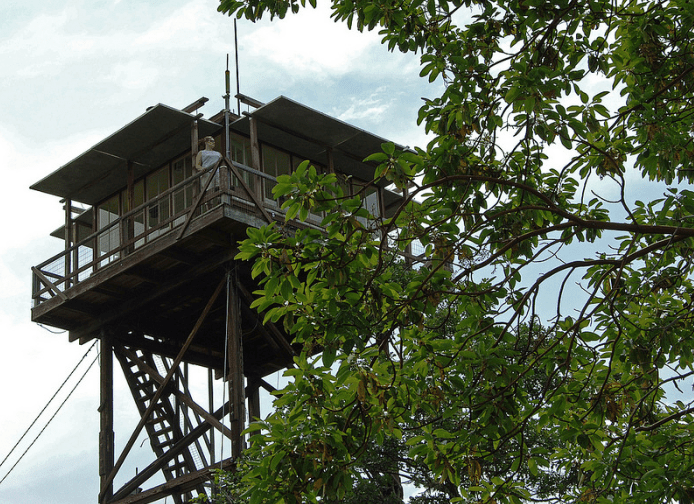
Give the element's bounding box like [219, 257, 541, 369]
[31, 160, 424, 309]
[31, 161, 279, 308]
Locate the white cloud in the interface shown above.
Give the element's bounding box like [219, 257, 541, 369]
[243, 4, 381, 79]
[133, 3, 214, 49]
[336, 90, 392, 124]
[102, 61, 163, 91]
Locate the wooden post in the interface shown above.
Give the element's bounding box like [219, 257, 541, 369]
[403, 184, 412, 265]
[191, 120, 199, 165]
[64, 199, 72, 287]
[249, 116, 262, 201]
[378, 186, 386, 219]
[219, 159, 232, 206]
[99, 334, 114, 503]
[208, 368, 216, 466]
[326, 147, 335, 174]
[125, 162, 135, 255]
[227, 268, 245, 459]
[247, 379, 261, 424]
[191, 120, 200, 205]
[71, 219, 79, 286]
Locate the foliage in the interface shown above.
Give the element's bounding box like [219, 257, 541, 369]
[218, 0, 694, 502]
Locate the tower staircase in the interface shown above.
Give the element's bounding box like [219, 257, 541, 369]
[115, 346, 211, 502]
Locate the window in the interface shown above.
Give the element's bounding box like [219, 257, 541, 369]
[97, 194, 120, 265]
[131, 180, 145, 248]
[172, 155, 194, 225]
[262, 145, 291, 203]
[352, 180, 381, 226]
[229, 133, 255, 193]
[146, 166, 170, 239]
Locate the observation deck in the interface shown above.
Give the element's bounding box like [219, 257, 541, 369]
[30, 96, 405, 379]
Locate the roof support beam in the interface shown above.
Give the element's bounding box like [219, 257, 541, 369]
[181, 97, 209, 114]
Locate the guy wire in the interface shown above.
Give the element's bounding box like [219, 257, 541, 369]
[0, 340, 97, 472]
[0, 346, 99, 486]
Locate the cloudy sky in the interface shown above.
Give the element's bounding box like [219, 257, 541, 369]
[0, 1, 436, 502]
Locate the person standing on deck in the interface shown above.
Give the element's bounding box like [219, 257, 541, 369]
[195, 136, 222, 189]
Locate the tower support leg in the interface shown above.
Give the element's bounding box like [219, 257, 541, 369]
[99, 334, 114, 503]
[227, 268, 245, 459]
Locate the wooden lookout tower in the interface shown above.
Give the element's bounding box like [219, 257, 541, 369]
[30, 94, 406, 503]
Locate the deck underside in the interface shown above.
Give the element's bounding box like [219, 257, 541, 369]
[32, 204, 298, 378]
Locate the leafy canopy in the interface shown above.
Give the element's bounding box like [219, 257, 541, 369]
[217, 0, 694, 502]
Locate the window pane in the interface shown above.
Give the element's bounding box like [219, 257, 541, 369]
[263, 145, 291, 201]
[352, 181, 381, 226]
[97, 195, 120, 262]
[173, 156, 194, 221]
[133, 180, 144, 208]
[230, 133, 254, 192]
[230, 133, 250, 165]
[146, 166, 171, 239]
[172, 156, 193, 184]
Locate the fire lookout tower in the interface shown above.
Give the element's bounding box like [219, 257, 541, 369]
[30, 94, 406, 504]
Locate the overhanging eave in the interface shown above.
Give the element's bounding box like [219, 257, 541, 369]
[31, 104, 222, 205]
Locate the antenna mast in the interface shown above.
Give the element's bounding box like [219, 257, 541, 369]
[234, 19, 241, 115]
[224, 54, 231, 160]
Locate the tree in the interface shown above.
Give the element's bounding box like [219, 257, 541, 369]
[335, 320, 580, 504]
[218, 0, 694, 502]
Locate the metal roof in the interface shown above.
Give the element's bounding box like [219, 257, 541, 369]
[230, 96, 406, 185]
[31, 96, 406, 210]
[30, 104, 222, 205]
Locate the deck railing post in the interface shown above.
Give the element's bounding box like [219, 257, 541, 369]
[219, 164, 232, 206]
[249, 116, 262, 202]
[64, 199, 72, 288]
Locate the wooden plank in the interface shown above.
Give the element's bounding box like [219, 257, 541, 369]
[158, 247, 199, 265]
[113, 331, 224, 371]
[197, 227, 233, 247]
[92, 284, 130, 300]
[191, 118, 199, 161]
[59, 239, 237, 342]
[31, 266, 68, 301]
[121, 265, 164, 284]
[110, 458, 235, 504]
[258, 377, 278, 394]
